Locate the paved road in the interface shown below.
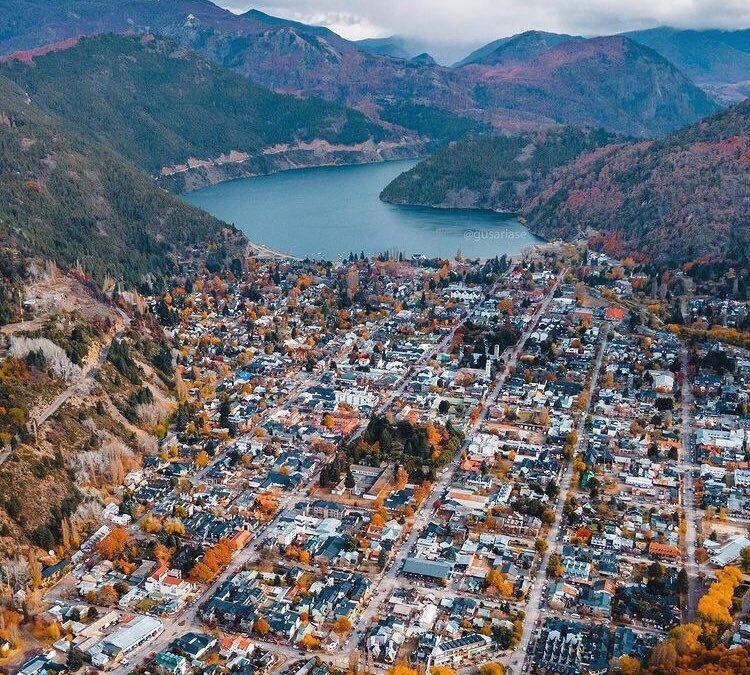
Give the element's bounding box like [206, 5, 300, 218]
[679, 346, 701, 622]
[504, 321, 610, 675]
[345, 270, 564, 658]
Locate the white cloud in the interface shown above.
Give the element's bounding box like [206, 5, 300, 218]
[220, 0, 750, 43]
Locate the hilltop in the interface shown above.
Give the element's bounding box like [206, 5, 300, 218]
[454, 31, 583, 67]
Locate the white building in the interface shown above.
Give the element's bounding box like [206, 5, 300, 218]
[710, 536, 750, 568]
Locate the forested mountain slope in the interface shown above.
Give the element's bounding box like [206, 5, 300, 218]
[1, 34, 404, 176]
[0, 1, 719, 137]
[0, 74, 239, 284]
[523, 99, 750, 266]
[380, 127, 619, 210]
[382, 98, 750, 268]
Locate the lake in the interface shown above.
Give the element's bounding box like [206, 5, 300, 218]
[184, 159, 540, 261]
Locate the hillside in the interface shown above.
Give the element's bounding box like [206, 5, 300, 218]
[380, 127, 619, 210]
[462, 36, 719, 137]
[0, 278, 179, 557]
[1, 34, 406, 176]
[626, 27, 750, 102]
[0, 1, 719, 138]
[523, 99, 750, 266]
[0, 74, 239, 285]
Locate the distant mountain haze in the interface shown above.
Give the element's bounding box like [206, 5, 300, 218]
[0, 1, 719, 137]
[454, 31, 584, 67]
[624, 27, 750, 102]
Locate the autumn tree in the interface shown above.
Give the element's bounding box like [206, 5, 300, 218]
[190, 565, 216, 589]
[478, 663, 505, 675]
[431, 667, 455, 675]
[697, 566, 742, 628]
[388, 663, 418, 675]
[332, 616, 352, 635]
[96, 527, 130, 560]
[254, 618, 270, 636]
[299, 632, 320, 650]
[485, 569, 513, 596]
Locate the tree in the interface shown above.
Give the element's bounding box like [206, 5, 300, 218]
[332, 616, 352, 635]
[485, 569, 513, 596]
[299, 632, 320, 649]
[67, 647, 86, 673]
[668, 623, 702, 656]
[219, 394, 231, 430]
[153, 543, 172, 564]
[96, 527, 130, 560]
[740, 546, 750, 573]
[195, 450, 210, 468]
[648, 642, 677, 672]
[697, 565, 743, 628]
[253, 618, 270, 636]
[431, 668, 455, 675]
[31, 525, 55, 551]
[546, 553, 564, 578]
[612, 655, 641, 674]
[388, 664, 418, 675]
[188, 562, 215, 584]
[478, 663, 505, 675]
[371, 509, 387, 527]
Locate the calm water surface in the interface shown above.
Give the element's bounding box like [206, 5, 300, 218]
[184, 159, 540, 260]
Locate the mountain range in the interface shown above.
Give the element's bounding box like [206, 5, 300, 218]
[0, 2, 721, 138]
[0, 34, 419, 182]
[625, 27, 750, 103]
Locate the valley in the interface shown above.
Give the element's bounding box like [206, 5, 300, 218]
[0, 3, 748, 675]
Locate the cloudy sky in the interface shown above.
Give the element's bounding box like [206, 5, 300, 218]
[219, 0, 750, 43]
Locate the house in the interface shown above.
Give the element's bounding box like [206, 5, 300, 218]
[172, 632, 217, 660]
[145, 564, 195, 598]
[402, 559, 454, 582]
[648, 542, 680, 561]
[431, 633, 491, 665]
[103, 615, 163, 655]
[155, 651, 189, 674]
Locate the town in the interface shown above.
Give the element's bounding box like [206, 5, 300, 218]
[6, 246, 750, 675]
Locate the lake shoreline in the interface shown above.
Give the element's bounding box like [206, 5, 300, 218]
[185, 160, 542, 262]
[161, 143, 425, 195]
